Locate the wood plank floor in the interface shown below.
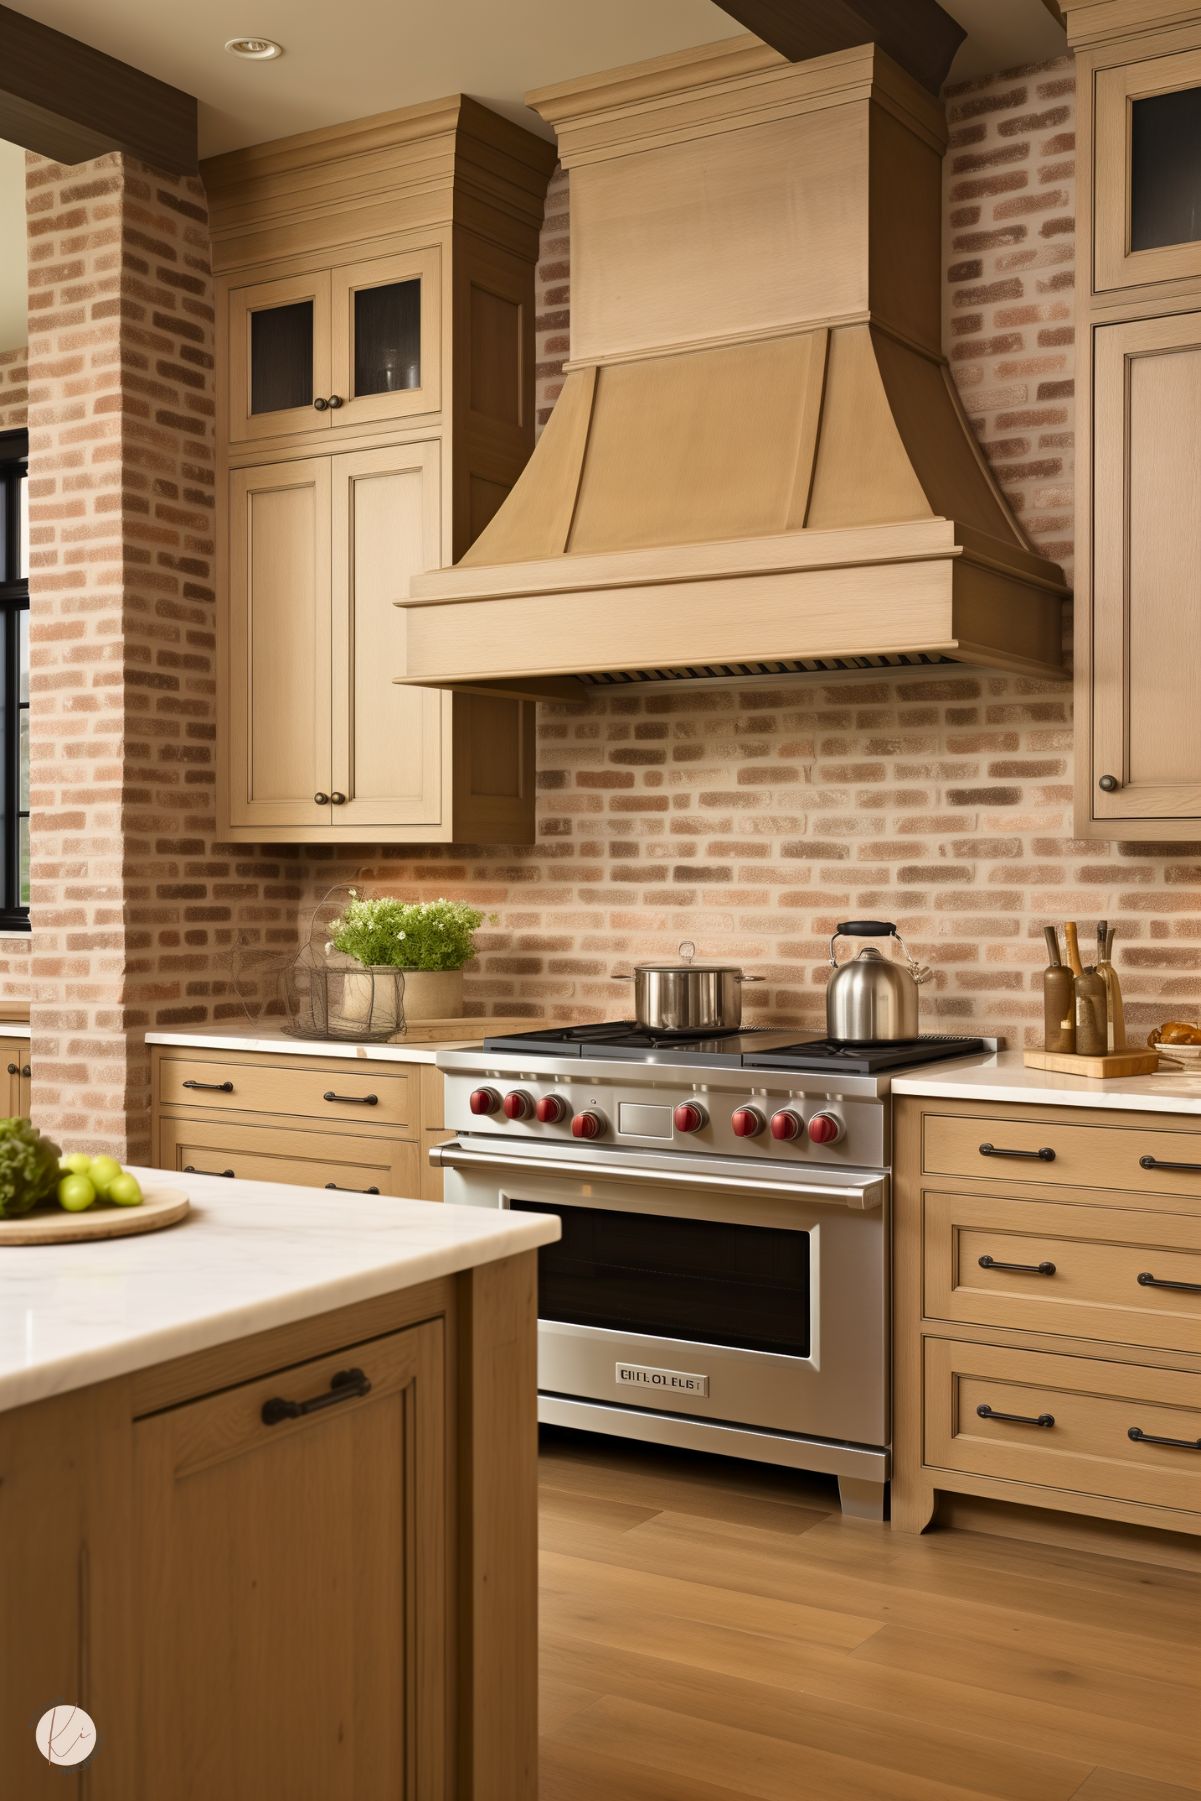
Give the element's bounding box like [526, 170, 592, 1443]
[537, 1431, 1201, 1801]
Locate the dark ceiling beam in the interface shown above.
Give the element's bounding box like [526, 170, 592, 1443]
[0, 2, 197, 175]
[712, 0, 967, 93]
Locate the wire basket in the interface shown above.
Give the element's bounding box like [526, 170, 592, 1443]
[284, 957, 406, 1044]
[227, 884, 407, 1044]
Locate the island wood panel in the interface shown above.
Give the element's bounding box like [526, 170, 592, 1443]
[134, 1320, 446, 1800]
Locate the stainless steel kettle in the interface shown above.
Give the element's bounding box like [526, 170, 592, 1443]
[826, 921, 930, 1042]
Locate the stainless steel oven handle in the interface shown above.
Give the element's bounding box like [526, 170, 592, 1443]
[430, 1141, 885, 1211]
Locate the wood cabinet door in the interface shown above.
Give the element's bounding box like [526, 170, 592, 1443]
[330, 442, 448, 830]
[227, 269, 333, 444]
[1095, 47, 1201, 294]
[329, 248, 441, 429]
[226, 459, 333, 830]
[133, 1320, 447, 1799]
[1091, 312, 1201, 830]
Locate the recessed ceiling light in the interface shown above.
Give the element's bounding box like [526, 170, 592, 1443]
[224, 36, 283, 60]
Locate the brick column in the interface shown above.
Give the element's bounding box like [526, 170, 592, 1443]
[25, 153, 218, 1157]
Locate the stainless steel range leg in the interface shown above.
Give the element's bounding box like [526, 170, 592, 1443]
[837, 1477, 886, 1521]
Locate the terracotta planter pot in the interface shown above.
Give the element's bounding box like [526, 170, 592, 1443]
[400, 968, 465, 1022]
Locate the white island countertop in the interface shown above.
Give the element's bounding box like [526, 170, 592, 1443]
[0, 1171, 559, 1415]
[892, 1048, 1201, 1116]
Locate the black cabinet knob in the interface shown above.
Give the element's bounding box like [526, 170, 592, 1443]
[314, 791, 330, 805]
[327, 393, 343, 409]
[1098, 773, 1120, 793]
[312, 396, 329, 411]
[330, 790, 346, 804]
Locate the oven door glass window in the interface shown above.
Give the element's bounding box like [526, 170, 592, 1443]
[511, 1200, 810, 1357]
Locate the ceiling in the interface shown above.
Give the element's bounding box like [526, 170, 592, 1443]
[0, 0, 1068, 350]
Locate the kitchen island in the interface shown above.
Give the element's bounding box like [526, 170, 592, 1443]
[0, 1172, 560, 1800]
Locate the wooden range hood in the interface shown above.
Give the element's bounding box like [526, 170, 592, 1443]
[396, 36, 1069, 700]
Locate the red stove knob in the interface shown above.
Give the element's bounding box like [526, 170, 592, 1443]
[808, 1111, 844, 1145]
[469, 1087, 500, 1116]
[770, 1109, 804, 1142]
[502, 1089, 533, 1120]
[571, 1110, 604, 1140]
[731, 1106, 764, 1139]
[535, 1093, 567, 1124]
[673, 1101, 707, 1134]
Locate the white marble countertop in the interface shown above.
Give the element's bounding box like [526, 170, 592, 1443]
[0, 1021, 30, 1039]
[0, 1171, 559, 1414]
[146, 1021, 489, 1064]
[892, 1048, 1201, 1116]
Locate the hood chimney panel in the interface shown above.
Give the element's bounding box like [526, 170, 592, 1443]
[399, 35, 1069, 694]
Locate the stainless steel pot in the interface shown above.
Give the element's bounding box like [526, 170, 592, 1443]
[614, 941, 763, 1032]
[826, 921, 930, 1042]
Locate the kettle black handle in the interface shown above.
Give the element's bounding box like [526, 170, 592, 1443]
[835, 921, 897, 937]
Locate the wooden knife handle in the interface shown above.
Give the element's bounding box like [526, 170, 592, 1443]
[1064, 922, 1083, 977]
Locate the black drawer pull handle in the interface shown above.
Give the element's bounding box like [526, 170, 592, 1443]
[182, 1078, 234, 1093]
[977, 1403, 1055, 1429]
[323, 1090, 379, 1106]
[325, 1182, 381, 1194]
[262, 1366, 371, 1427]
[978, 1255, 1056, 1276]
[1139, 1155, 1201, 1174]
[979, 1142, 1056, 1162]
[1128, 1426, 1201, 1451]
[183, 1165, 235, 1178]
[1137, 1271, 1201, 1294]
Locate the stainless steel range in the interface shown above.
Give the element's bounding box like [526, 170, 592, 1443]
[433, 1024, 986, 1519]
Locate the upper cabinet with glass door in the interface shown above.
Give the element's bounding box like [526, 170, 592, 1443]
[1095, 46, 1201, 291]
[228, 248, 441, 445]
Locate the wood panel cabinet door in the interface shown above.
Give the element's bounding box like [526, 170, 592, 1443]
[331, 442, 447, 829]
[1090, 312, 1201, 833]
[226, 459, 333, 830]
[133, 1321, 447, 1799]
[227, 270, 333, 445]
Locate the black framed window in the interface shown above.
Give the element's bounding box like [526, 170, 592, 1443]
[0, 430, 29, 930]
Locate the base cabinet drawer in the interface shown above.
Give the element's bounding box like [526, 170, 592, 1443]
[924, 1338, 1201, 1518]
[158, 1055, 416, 1133]
[922, 1111, 1201, 1205]
[159, 1117, 421, 1197]
[924, 1190, 1201, 1354]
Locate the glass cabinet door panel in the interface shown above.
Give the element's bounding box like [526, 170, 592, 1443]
[1130, 85, 1201, 252]
[227, 271, 332, 444]
[1096, 48, 1201, 290]
[250, 300, 315, 414]
[330, 248, 441, 426]
[353, 279, 421, 398]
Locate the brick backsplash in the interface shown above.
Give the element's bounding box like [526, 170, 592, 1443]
[289, 56, 1200, 1049]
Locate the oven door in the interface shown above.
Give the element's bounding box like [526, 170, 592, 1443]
[434, 1140, 887, 1447]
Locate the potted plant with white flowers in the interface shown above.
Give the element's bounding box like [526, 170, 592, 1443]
[328, 894, 487, 1025]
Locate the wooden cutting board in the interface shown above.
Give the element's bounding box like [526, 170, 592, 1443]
[1023, 1047, 1161, 1079]
[0, 1186, 190, 1245]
